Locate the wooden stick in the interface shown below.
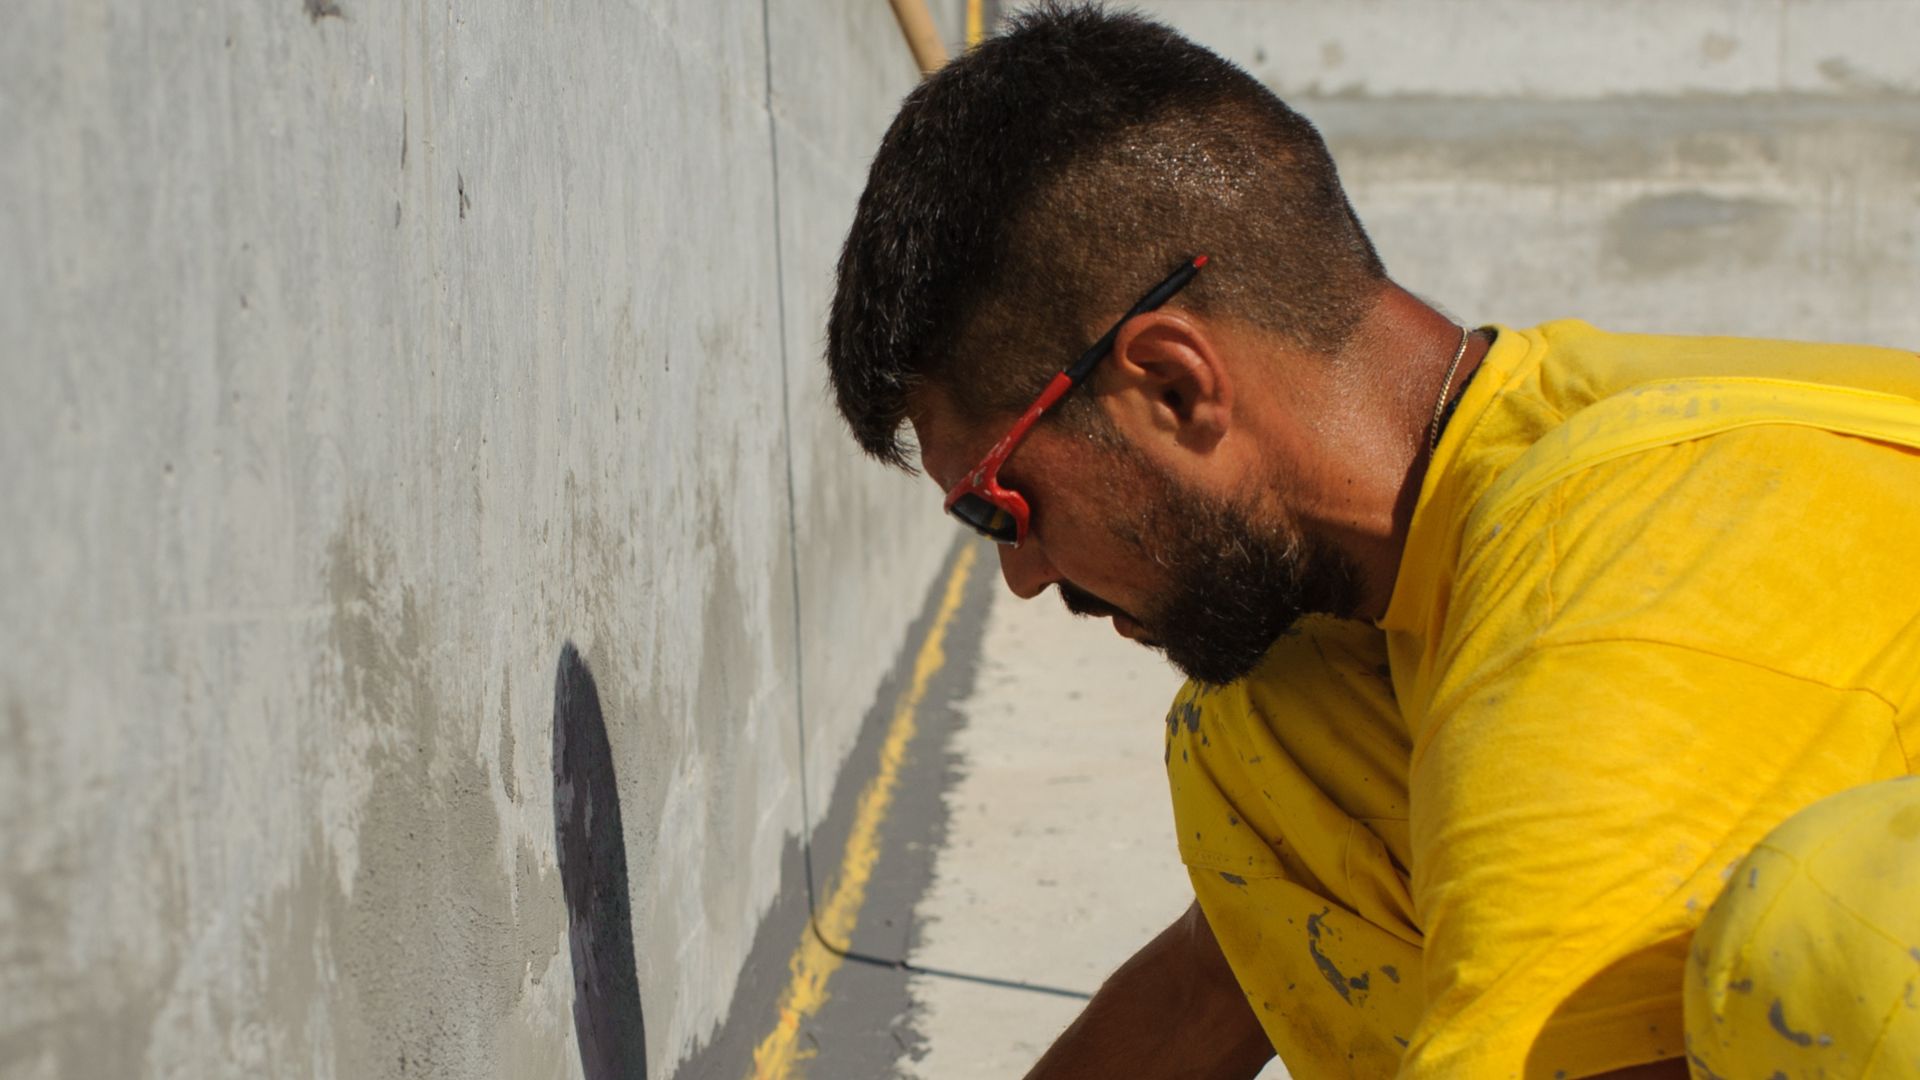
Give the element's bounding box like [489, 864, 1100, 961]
[887, 0, 950, 75]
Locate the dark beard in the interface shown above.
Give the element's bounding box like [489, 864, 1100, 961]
[1110, 456, 1365, 687]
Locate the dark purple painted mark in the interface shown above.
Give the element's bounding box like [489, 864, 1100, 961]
[1767, 998, 1813, 1047]
[554, 643, 648, 1079]
[1305, 909, 1353, 1004]
[1219, 871, 1247, 886]
[1685, 1047, 1730, 1080]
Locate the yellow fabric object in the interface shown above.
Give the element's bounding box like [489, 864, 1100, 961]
[1166, 617, 1424, 1074]
[1685, 777, 1920, 1079]
[1168, 321, 1920, 1079]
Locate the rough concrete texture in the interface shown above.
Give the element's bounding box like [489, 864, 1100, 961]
[0, 2, 958, 1078]
[1138, 0, 1920, 100]
[769, 0, 971, 838]
[896, 582, 1292, 1077]
[900, 587, 1192, 1078]
[1136, 0, 1920, 347]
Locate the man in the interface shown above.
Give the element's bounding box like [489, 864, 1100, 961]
[827, 6, 1920, 1078]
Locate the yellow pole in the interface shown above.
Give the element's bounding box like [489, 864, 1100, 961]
[966, 0, 984, 47]
[887, 0, 949, 75]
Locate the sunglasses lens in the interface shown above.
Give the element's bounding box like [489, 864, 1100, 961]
[948, 492, 1019, 544]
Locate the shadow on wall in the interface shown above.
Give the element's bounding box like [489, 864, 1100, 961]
[553, 643, 649, 1079]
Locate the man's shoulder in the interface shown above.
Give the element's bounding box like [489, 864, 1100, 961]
[1462, 320, 1920, 525]
[1479, 371, 1920, 538]
[1448, 391, 1920, 711]
[1518, 318, 1920, 420]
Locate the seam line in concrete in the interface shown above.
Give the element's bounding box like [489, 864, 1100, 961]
[759, 0, 820, 917]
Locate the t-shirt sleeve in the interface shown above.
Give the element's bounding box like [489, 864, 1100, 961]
[1397, 427, 1919, 1079]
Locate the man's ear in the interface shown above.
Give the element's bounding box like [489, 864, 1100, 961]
[1094, 311, 1231, 454]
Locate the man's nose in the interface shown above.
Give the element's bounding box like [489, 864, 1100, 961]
[996, 539, 1061, 600]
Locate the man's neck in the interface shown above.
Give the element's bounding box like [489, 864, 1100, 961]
[1289, 284, 1491, 620]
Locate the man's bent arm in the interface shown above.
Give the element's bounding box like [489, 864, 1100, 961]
[1024, 900, 1274, 1080]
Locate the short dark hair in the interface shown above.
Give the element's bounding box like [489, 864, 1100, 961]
[827, 3, 1386, 468]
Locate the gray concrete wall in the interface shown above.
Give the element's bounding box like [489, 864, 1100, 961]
[1133, 0, 1920, 347]
[0, 2, 957, 1078]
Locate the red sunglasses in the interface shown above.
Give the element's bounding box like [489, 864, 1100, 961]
[943, 255, 1208, 545]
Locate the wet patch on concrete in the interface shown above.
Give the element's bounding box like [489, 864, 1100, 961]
[1604, 190, 1790, 275]
[0, 502, 573, 1078]
[318, 509, 568, 1079]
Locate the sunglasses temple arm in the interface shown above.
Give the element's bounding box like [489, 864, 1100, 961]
[1029, 372, 1075, 414]
[967, 370, 1074, 482]
[1062, 255, 1207, 383]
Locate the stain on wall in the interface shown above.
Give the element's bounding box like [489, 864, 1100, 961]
[1605, 191, 1791, 275]
[0, 0, 950, 1077]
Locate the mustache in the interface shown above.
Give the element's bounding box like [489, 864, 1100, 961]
[1058, 582, 1128, 622]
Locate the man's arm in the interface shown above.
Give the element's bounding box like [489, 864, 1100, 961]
[1024, 900, 1274, 1080]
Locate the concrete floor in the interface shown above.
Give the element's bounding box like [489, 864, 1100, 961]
[897, 572, 1288, 1079]
[753, 541, 1288, 1079]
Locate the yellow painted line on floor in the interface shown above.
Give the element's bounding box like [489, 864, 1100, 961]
[746, 542, 980, 1080]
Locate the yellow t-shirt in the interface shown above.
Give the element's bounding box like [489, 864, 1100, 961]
[1169, 320, 1920, 1078]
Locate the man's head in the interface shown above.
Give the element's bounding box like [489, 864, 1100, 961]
[827, 4, 1390, 684]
